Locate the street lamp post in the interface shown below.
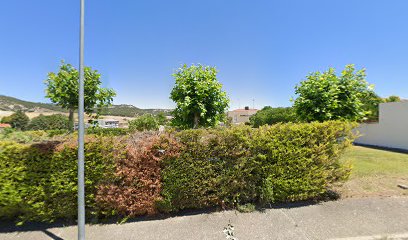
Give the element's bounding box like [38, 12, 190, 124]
[78, 0, 85, 239]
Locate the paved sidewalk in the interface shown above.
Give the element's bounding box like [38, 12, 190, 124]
[1, 197, 407, 240]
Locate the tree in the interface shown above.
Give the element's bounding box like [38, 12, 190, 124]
[45, 62, 116, 130]
[249, 107, 297, 127]
[361, 91, 383, 122]
[27, 114, 69, 130]
[170, 64, 230, 129]
[293, 64, 375, 122]
[7, 110, 30, 130]
[128, 114, 159, 131]
[384, 95, 401, 102]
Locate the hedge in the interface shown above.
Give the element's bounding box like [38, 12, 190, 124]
[159, 121, 356, 211]
[0, 137, 122, 223]
[0, 121, 356, 223]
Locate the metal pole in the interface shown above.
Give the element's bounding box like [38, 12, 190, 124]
[78, 0, 85, 239]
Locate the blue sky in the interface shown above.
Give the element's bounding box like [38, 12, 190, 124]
[1, 0, 407, 109]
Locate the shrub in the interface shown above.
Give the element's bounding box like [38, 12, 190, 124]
[160, 121, 356, 211]
[253, 121, 355, 202]
[0, 130, 50, 143]
[96, 132, 180, 217]
[5, 110, 30, 130]
[27, 114, 69, 131]
[0, 137, 121, 223]
[128, 114, 160, 132]
[0, 121, 356, 223]
[249, 107, 297, 127]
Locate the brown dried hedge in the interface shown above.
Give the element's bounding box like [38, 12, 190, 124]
[95, 132, 180, 217]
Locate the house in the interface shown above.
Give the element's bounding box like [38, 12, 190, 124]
[0, 123, 11, 129]
[355, 101, 408, 151]
[74, 119, 120, 130]
[96, 119, 120, 128]
[227, 106, 258, 124]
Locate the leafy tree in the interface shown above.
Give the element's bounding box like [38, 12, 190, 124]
[249, 107, 297, 127]
[293, 64, 375, 122]
[361, 91, 383, 122]
[384, 95, 401, 102]
[128, 114, 159, 131]
[27, 114, 69, 130]
[361, 95, 401, 122]
[45, 62, 116, 130]
[7, 110, 30, 130]
[156, 112, 167, 126]
[170, 64, 230, 129]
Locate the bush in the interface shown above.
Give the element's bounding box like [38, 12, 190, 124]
[0, 121, 356, 223]
[5, 110, 30, 130]
[27, 114, 69, 131]
[249, 107, 297, 127]
[0, 137, 121, 223]
[159, 121, 356, 211]
[96, 132, 180, 217]
[128, 114, 160, 132]
[0, 130, 50, 143]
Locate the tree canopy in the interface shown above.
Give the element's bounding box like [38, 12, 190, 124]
[293, 64, 375, 122]
[27, 114, 69, 131]
[45, 62, 116, 129]
[170, 64, 230, 129]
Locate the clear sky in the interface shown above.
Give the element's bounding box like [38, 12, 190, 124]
[1, 0, 407, 109]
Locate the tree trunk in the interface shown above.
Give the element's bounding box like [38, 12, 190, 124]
[193, 113, 199, 129]
[68, 109, 74, 132]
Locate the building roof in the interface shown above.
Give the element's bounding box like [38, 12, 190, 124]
[0, 123, 11, 128]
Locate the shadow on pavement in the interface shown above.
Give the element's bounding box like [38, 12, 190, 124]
[0, 198, 329, 234]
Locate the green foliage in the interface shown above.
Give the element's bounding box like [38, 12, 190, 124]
[293, 65, 374, 122]
[128, 114, 161, 132]
[0, 130, 50, 143]
[5, 110, 30, 130]
[160, 121, 356, 211]
[1, 122, 356, 223]
[44, 62, 116, 128]
[249, 107, 297, 127]
[1, 115, 13, 124]
[170, 64, 230, 129]
[384, 95, 401, 102]
[361, 92, 383, 122]
[27, 114, 69, 131]
[0, 137, 120, 223]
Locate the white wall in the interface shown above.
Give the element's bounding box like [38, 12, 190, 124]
[355, 102, 408, 150]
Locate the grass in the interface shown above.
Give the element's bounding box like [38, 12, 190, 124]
[338, 146, 408, 198]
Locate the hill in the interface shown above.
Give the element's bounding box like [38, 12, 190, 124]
[0, 95, 171, 117]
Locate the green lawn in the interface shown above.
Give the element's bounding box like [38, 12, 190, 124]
[338, 146, 408, 197]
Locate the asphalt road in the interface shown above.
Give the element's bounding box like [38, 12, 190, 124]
[1, 197, 407, 240]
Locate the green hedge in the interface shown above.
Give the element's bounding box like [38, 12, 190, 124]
[0, 121, 356, 223]
[0, 137, 121, 223]
[159, 121, 356, 211]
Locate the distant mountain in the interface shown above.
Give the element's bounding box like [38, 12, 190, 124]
[0, 95, 171, 117]
[0, 95, 66, 112]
